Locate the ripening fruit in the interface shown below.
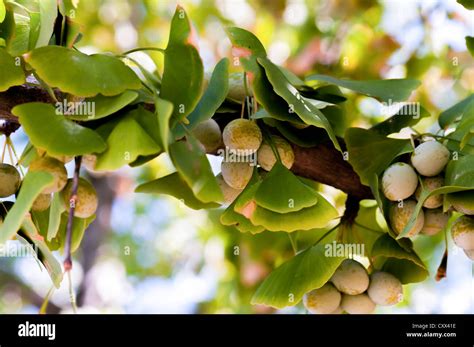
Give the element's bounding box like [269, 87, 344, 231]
[221, 161, 253, 190]
[61, 178, 98, 219]
[382, 163, 418, 201]
[29, 157, 67, 194]
[227, 72, 251, 101]
[421, 208, 450, 236]
[222, 119, 262, 152]
[31, 194, 52, 212]
[330, 259, 369, 295]
[192, 119, 222, 153]
[257, 135, 295, 171]
[415, 176, 444, 209]
[448, 191, 474, 215]
[341, 294, 376, 314]
[303, 283, 341, 314]
[0, 163, 21, 198]
[451, 215, 474, 251]
[411, 141, 450, 177]
[367, 272, 403, 306]
[464, 249, 474, 261]
[216, 174, 242, 205]
[330, 306, 344, 314]
[390, 200, 424, 237]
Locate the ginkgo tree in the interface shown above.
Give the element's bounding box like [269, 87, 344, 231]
[0, 1, 473, 313]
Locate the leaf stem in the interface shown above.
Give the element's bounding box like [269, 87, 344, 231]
[121, 47, 165, 55]
[288, 233, 298, 254]
[63, 156, 82, 272]
[312, 223, 340, 246]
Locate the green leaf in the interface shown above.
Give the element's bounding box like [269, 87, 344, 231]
[13, 103, 107, 157]
[174, 58, 229, 139]
[0, 171, 54, 243]
[65, 91, 138, 121]
[226, 27, 266, 59]
[169, 135, 223, 203]
[466, 36, 474, 57]
[371, 106, 430, 136]
[25, 46, 141, 97]
[135, 172, 220, 210]
[257, 57, 341, 151]
[155, 97, 174, 153]
[19, 218, 63, 288]
[47, 193, 66, 241]
[161, 6, 203, 122]
[306, 75, 420, 102]
[255, 162, 319, 213]
[95, 110, 161, 170]
[438, 94, 474, 128]
[36, 0, 56, 48]
[372, 234, 428, 284]
[445, 100, 474, 154]
[58, 0, 79, 17]
[262, 118, 328, 148]
[345, 127, 413, 186]
[0, 1, 5, 23]
[57, 213, 95, 254]
[457, 0, 474, 10]
[251, 244, 345, 308]
[0, 47, 25, 91]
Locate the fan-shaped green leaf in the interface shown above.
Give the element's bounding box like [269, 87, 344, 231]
[439, 94, 474, 128]
[36, 0, 56, 48]
[25, 46, 141, 97]
[251, 244, 344, 308]
[0, 47, 25, 91]
[155, 97, 174, 153]
[13, 103, 107, 157]
[371, 105, 430, 136]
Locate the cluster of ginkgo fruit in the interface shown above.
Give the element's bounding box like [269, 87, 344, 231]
[381, 140, 474, 260]
[193, 116, 295, 205]
[303, 259, 404, 314]
[0, 153, 98, 225]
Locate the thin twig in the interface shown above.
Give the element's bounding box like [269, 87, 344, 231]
[63, 156, 82, 272]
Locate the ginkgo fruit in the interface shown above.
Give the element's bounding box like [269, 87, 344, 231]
[29, 157, 68, 194]
[303, 283, 341, 314]
[61, 178, 98, 219]
[221, 161, 253, 190]
[227, 72, 250, 101]
[448, 191, 474, 215]
[330, 259, 369, 295]
[0, 163, 21, 198]
[192, 119, 222, 153]
[390, 200, 424, 237]
[216, 174, 242, 205]
[421, 208, 449, 236]
[411, 141, 450, 177]
[222, 119, 262, 152]
[451, 215, 474, 251]
[257, 135, 295, 171]
[464, 249, 474, 261]
[32, 194, 52, 212]
[367, 272, 403, 306]
[341, 294, 376, 314]
[382, 163, 418, 201]
[415, 176, 444, 209]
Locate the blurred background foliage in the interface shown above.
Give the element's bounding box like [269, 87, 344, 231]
[0, 0, 472, 314]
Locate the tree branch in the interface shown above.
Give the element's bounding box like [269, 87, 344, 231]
[0, 84, 373, 199]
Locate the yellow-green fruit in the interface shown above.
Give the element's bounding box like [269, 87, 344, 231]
[330, 306, 344, 314]
[448, 191, 474, 215]
[330, 259, 369, 295]
[451, 215, 474, 250]
[382, 163, 418, 201]
[367, 272, 403, 306]
[303, 283, 341, 314]
[415, 176, 444, 209]
[29, 157, 67, 194]
[221, 161, 253, 190]
[216, 174, 242, 205]
[227, 72, 251, 101]
[341, 294, 376, 314]
[257, 136, 295, 171]
[390, 200, 424, 237]
[411, 141, 450, 177]
[421, 208, 449, 236]
[61, 178, 98, 218]
[32, 194, 52, 212]
[222, 119, 262, 152]
[0, 163, 21, 197]
[192, 119, 222, 153]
